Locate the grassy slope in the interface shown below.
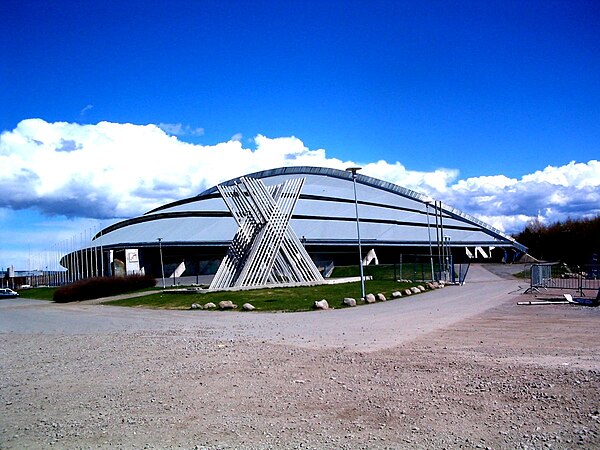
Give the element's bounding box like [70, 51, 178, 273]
[106, 279, 420, 311]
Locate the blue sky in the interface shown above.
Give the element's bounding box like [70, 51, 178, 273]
[1, 0, 599, 270]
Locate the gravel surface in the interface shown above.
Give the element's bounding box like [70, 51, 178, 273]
[1, 264, 599, 449]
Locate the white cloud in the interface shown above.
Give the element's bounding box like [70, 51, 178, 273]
[157, 122, 204, 136]
[441, 161, 600, 230]
[521, 160, 600, 188]
[0, 119, 598, 237]
[362, 160, 460, 194]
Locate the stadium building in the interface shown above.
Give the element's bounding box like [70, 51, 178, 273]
[77, 166, 526, 283]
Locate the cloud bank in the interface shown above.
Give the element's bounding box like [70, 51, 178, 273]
[1, 119, 599, 234]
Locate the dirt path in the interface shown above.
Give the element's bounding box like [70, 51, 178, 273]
[1, 264, 598, 449]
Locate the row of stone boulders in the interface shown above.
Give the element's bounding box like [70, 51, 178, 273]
[314, 282, 443, 310]
[426, 281, 445, 290]
[192, 281, 447, 311]
[403, 282, 446, 293]
[191, 301, 256, 311]
[362, 293, 388, 303]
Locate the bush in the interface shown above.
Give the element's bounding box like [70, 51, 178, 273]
[53, 275, 157, 303]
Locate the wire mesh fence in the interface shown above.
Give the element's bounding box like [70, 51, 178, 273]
[331, 254, 467, 283]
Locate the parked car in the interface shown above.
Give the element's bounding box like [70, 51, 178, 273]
[0, 288, 19, 298]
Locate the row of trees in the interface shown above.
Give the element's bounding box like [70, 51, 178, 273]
[514, 216, 600, 265]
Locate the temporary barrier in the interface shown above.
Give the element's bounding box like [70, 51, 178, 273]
[527, 262, 600, 295]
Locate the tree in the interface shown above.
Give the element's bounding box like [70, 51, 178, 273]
[515, 216, 600, 265]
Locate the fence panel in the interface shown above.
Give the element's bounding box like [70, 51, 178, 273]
[529, 263, 600, 294]
[336, 254, 455, 282]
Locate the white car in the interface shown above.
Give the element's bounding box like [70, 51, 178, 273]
[0, 288, 19, 298]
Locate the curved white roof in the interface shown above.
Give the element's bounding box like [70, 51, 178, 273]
[93, 166, 526, 252]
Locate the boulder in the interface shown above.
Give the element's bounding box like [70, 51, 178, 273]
[364, 293, 376, 304]
[417, 285, 426, 292]
[314, 299, 329, 310]
[410, 287, 420, 294]
[218, 300, 238, 310]
[343, 297, 357, 307]
[191, 303, 201, 309]
[391, 291, 402, 298]
[376, 293, 387, 302]
[242, 303, 255, 311]
[426, 282, 437, 290]
[404, 289, 413, 296]
[203, 302, 216, 309]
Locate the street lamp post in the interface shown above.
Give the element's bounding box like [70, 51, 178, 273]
[346, 166, 365, 300]
[444, 235, 451, 280]
[157, 237, 166, 289]
[425, 200, 435, 281]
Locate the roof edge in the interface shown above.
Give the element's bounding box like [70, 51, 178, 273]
[107, 165, 527, 252]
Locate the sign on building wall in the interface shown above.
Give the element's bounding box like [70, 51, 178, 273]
[125, 249, 140, 275]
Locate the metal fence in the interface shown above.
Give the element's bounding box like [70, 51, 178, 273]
[332, 254, 466, 283]
[396, 254, 467, 283]
[528, 262, 600, 295]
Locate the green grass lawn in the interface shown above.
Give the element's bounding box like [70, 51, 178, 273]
[332, 264, 437, 281]
[16, 287, 57, 300]
[106, 279, 421, 311]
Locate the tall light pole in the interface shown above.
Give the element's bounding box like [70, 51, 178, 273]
[424, 199, 435, 282]
[346, 166, 365, 300]
[99, 230, 104, 277]
[433, 200, 442, 281]
[157, 237, 166, 289]
[444, 235, 451, 278]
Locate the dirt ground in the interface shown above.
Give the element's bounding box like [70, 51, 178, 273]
[1, 264, 599, 449]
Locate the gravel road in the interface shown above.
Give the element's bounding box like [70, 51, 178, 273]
[1, 264, 598, 449]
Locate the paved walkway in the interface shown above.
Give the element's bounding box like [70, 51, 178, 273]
[0, 264, 524, 351]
